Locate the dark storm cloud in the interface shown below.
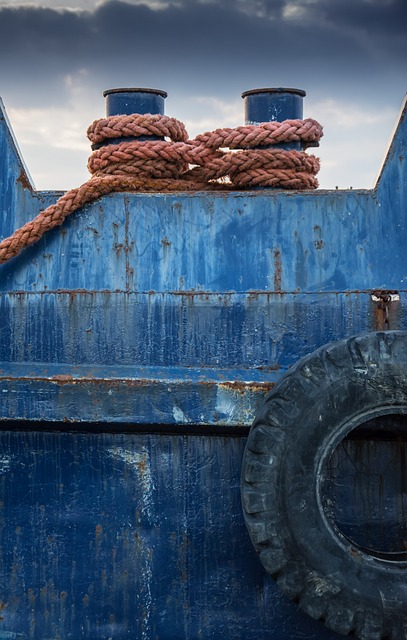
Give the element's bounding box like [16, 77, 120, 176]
[0, 0, 405, 105]
[316, 0, 407, 35]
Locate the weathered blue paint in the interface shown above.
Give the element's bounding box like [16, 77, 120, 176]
[0, 291, 405, 424]
[242, 87, 306, 149]
[0, 430, 341, 640]
[0, 90, 406, 639]
[103, 87, 167, 117]
[242, 87, 305, 124]
[96, 88, 168, 148]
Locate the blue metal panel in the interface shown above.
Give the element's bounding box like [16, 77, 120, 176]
[1, 186, 406, 294]
[0, 288, 404, 425]
[0, 290, 405, 424]
[0, 429, 341, 640]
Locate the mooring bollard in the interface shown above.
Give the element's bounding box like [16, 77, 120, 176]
[97, 87, 168, 147]
[103, 87, 167, 117]
[241, 87, 306, 150]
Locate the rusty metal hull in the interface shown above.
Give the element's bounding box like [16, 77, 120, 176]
[0, 290, 406, 425]
[0, 94, 406, 638]
[0, 429, 347, 640]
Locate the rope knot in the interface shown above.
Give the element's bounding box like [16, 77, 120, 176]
[0, 112, 323, 264]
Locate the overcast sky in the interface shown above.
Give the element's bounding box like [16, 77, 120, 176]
[0, 0, 405, 190]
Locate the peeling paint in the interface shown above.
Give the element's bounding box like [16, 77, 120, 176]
[0, 456, 11, 474]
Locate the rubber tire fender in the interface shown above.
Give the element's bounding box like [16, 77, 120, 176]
[241, 331, 407, 640]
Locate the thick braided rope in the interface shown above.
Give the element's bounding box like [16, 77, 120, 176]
[194, 118, 322, 148]
[88, 140, 221, 178]
[181, 148, 320, 185]
[0, 176, 211, 264]
[0, 114, 322, 264]
[88, 114, 189, 145]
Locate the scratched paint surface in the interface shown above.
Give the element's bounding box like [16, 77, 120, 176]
[0, 430, 342, 640]
[0, 99, 406, 428]
[0, 95, 406, 640]
[1, 291, 403, 368]
[0, 290, 406, 425]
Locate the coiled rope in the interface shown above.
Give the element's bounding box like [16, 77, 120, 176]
[0, 114, 322, 264]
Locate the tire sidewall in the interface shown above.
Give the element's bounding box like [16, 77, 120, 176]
[242, 331, 407, 628]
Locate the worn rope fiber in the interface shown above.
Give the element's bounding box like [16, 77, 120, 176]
[0, 114, 322, 264]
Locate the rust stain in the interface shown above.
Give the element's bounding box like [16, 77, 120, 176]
[198, 380, 274, 394]
[101, 378, 152, 388]
[95, 524, 103, 540]
[247, 290, 260, 302]
[313, 224, 325, 249]
[16, 169, 32, 191]
[373, 302, 388, 331]
[137, 454, 147, 478]
[85, 226, 99, 236]
[0, 375, 154, 388]
[56, 288, 110, 296]
[52, 374, 75, 384]
[7, 287, 398, 298]
[371, 289, 400, 331]
[126, 264, 134, 287]
[161, 237, 171, 248]
[114, 242, 124, 256]
[371, 289, 399, 298]
[273, 248, 282, 292]
[247, 290, 272, 303]
[219, 381, 274, 395]
[28, 588, 36, 607]
[256, 364, 280, 371]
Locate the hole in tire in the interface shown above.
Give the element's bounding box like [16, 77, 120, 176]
[322, 414, 407, 561]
